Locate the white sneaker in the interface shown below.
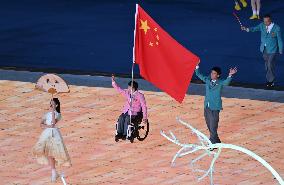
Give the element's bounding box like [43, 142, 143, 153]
[51, 170, 58, 182]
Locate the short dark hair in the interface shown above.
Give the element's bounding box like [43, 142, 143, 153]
[263, 14, 271, 19]
[128, 81, 138, 91]
[211, 67, 222, 76]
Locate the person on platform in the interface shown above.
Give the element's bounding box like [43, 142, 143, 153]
[112, 75, 148, 141]
[249, 0, 261, 20]
[241, 14, 283, 87]
[33, 98, 71, 182]
[234, 0, 247, 11]
[195, 65, 237, 148]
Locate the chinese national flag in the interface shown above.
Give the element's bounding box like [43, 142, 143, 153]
[134, 5, 200, 103]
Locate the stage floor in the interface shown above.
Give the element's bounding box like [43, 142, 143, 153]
[0, 80, 283, 185]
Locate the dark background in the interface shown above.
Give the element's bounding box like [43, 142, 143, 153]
[0, 0, 283, 86]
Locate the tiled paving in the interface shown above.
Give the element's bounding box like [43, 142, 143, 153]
[0, 80, 283, 185]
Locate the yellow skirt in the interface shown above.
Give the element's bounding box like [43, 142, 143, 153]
[33, 128, 71, 167]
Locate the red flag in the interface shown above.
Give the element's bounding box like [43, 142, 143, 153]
[134, 4, 200, 103]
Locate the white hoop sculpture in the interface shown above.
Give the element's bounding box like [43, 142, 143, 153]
[160, 117, 284, 185]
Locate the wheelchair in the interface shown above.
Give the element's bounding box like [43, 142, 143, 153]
[115, 111, 149, 143]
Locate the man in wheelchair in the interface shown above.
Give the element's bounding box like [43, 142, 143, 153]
[112, 75, 148, 142]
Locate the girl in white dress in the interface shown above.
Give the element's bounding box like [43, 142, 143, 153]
[33, 98, 71, 182]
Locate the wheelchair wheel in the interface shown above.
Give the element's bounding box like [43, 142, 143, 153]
[137, 120, 149, 141]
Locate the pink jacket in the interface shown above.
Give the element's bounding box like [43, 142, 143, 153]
[112, 81, 147, 119]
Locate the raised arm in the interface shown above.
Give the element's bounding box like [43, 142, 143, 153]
[50, 102, 60, 128]
[222, 77, 232, 86]
[112, 75, 128, 97]
[51, 110, 56, 127]
[249, 23, 262, 32]
[241, 23, 262, 32]
[222, 67, 237, 86]
[195, 66, 208, 83]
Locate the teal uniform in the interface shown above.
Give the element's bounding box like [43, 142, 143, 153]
[249, 23, 283, 83]
[195, 68, 232, 143]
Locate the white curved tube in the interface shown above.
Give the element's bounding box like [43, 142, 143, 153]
[161, 118, 284, 185]
[211, 143, 284, 185]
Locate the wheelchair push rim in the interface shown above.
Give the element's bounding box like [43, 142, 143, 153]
[136, 120, 149, 141]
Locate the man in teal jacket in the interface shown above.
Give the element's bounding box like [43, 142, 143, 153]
[195, 65, 237, 145]
[242, 14, 283, 87]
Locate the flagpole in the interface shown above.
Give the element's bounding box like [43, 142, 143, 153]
[133, 4, 138, 64]
[128, 4, 138, 138]
[131, 3, 138, 93]
[131, 3, 138, 82]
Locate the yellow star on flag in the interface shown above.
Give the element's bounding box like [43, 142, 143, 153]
[139, 19, 150, 35]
